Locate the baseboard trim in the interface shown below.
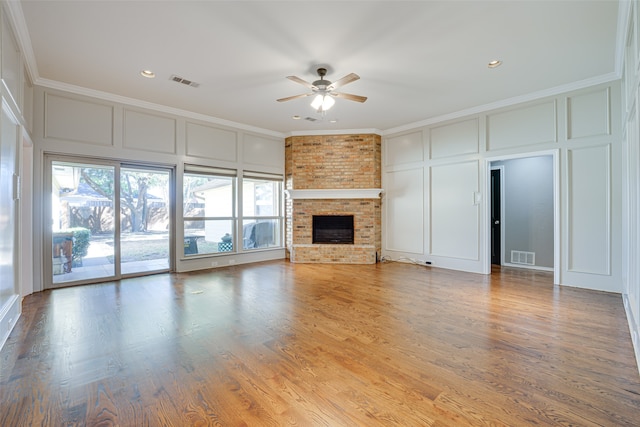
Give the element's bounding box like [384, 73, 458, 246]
[0, 294, 21, 351]
[622, 293, 640, 376]
[502, 262, 554, 272]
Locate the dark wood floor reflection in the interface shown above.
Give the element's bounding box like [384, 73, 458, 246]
[1, 260, 639, 426]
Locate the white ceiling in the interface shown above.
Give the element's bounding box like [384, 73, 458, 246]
[14, 1, 622, 135]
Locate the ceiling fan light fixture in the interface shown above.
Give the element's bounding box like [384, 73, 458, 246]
[311, 94, 323, 110]
[311, 93, 335, 112]
[322, 95, 335, 110]
[278, 67, 365, 110]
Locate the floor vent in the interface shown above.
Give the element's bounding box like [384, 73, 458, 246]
[170, 75, 200, 88]
[511, 250, 535, 266]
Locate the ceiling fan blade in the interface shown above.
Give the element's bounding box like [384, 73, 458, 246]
[286, 75, 316, 89]
[332, 92, 367, 103]
[327, 73, 360, 91]
[276, 93, 312, 102]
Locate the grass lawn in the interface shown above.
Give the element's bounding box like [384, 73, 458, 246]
[106, 236, 225, 263]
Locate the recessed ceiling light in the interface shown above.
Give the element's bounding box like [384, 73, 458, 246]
[140, 70, 155, 78]
[292, 115, 301, 120]
[488, 60, 502, 69]
[329, 119, 338, 123]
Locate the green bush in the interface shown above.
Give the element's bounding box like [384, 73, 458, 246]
[61, 227, 91, 265]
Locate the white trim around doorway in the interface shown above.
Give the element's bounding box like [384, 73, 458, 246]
[484, 149, 560, 285]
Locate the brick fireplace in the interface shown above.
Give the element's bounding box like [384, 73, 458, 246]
[285, 134, 381, 264]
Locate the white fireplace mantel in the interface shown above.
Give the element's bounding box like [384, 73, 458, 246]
[284, 188, 383, 200]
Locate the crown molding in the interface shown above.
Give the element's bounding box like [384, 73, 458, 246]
[6, 0, 624, 140]
[615, 0, 632, 78]
[4, 0, 38, 84]
[36, 78, 286, 138]
[382, 72, 620, 136]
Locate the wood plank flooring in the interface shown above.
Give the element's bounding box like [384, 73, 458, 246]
[1, 260, 639, 426]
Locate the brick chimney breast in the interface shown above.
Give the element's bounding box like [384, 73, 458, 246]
[285, 134, 382, 264]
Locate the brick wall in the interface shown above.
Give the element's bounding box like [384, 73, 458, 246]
[285, 134, 382, 263]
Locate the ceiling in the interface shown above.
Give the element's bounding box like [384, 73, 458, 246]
[14, 1, 622, 136]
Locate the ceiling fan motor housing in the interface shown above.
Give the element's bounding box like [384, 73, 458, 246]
[312, 68, 330, 90]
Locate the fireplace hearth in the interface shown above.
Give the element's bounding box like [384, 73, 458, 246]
[313, 215, 354, 244]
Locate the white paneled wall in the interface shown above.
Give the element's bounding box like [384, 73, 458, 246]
[567, 88, 611, 140]
[185, 122, 237, 162]
[430, 119, 478, 159]
[384, 167, 424, 253]
[385, 131, 424, 165]
[430, 161, 479, 261]
[621, 0, 640, 374]
[383, 81, 621, 286]
[123, 109, 176, 153]
[31, 86, 285, 291]
[567, 145, 611, 275]
[486, 101, 557, 150]
[383, 131, 426, 256]
[2, 12, 21, 107]
[0, 3, 30, 351]
[44, 93, 114, 145]
[243, 133, 284, 171]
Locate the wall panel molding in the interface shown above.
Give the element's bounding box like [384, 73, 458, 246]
[430, 160, 479, 260]
[567, 144, 611, 275]
[243, 133, 283, 168]
[566, 87, 611, 140]
[384, 167, 424, 254]
[185, 121, 237, 162]
[44, 92, 114, 146]
[430, 118, 478, 159]
[385, 131, 423, 166]
[123, 109, 176, 154]
[487, 100, 557, 150]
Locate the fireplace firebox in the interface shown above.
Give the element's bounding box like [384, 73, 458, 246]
[312, 215, 354, 244]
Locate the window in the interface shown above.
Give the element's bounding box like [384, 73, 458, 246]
[183, 165, 236, 257]
[241, 172, 283, 250]
[182, 166, 283, 257]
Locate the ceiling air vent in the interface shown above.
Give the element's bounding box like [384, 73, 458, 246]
[304, 117, 318, 122]
[170, 75, 200, 88]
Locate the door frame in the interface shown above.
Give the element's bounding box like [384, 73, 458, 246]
[484, 149, 560, 284]
[120, 162, 175, 277]
[43, 154, 175, 289]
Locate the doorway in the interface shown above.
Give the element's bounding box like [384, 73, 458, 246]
[45, 156, 173, 288]
[487, 152, 559, 284]
[490, 167, 503, 265]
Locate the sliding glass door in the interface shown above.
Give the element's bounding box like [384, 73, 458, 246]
[50, 160, 116, 285]
[120, 166, 171, 275]
[46, 157, 173, 288]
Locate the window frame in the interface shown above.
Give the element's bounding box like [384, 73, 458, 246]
[182, 164, 237, 258]
[240, 171, 284, 251]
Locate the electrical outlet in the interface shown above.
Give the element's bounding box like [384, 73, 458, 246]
[229, 259, 236, 265]
[211, 261, 218, 267]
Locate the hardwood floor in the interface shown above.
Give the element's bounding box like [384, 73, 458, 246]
[1, 260, 639, 426]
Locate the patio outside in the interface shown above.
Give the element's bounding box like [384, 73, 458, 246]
[51, 162, 173, 284]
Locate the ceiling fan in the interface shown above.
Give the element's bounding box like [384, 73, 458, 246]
[277, 67, 367, 112]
